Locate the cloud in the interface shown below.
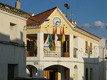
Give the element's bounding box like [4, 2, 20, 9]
[94, 21, 105, 28]
[82, 24, 91, 28]
[82, 21, 105, 29]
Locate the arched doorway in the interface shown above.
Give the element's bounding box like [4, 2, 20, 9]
[26, 65, 37, 77]
[44, 65, 69, 80]
[74, 65, 78, 80]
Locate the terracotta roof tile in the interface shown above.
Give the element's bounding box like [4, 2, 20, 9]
[27, 7, 57, 26]
[27, 6, 101, 40]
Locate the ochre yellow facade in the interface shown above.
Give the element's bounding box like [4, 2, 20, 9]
[27, 8, 99, 44]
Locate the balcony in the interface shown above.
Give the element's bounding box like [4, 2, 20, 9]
[26, 46, 69, 57]
[26, 34, 70, 58]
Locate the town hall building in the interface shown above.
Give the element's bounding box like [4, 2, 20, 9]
[26, 6, 106, 80]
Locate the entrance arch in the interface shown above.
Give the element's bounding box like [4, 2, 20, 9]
[44, 65, 69, 80]
[26, 65, 37, 77]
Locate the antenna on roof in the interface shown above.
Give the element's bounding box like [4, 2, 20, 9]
[71, 11, 75, 20]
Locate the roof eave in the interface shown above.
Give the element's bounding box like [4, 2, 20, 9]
[74, 26, 101, 41]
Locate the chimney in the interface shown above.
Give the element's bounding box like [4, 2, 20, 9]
[30, 13, 35, 16]
[15, 0, 21, 9]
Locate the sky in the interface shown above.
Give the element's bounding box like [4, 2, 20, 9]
[1, 0, 107, 38]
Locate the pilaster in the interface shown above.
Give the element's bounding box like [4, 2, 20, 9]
[69, 34, 73, 58]
[37, 33, 44, 60]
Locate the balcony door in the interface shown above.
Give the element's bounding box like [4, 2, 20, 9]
[62, 35, 69, 57]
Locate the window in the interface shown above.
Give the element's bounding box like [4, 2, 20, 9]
[73, 36, 78, 58]
[62, 35, 69, 57]
[63, 40, 69, 53]
[85, 41, 88, 54]
[90, 43, 92, 55]
[27, 40, 37, 56]
[10, 23, 17, 42]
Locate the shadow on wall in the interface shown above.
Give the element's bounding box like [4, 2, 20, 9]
[70, 77, 73, 80]
[0, 32, 25, 46]
[83, 57, 106, 80]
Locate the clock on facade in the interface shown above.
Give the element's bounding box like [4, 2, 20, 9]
[52, 17, 61, 27]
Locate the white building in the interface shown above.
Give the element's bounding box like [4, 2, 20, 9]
[105, 45, 107, 80]
[0, 1, 30, 80]
[26, 7, 106, 80]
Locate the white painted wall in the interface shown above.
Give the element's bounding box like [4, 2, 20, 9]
[99, 38, 106, 80]
[26, 34, 106, 80]
[0, 9, 27, 80]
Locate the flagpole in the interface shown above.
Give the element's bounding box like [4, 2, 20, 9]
[55, 26, 57, 52]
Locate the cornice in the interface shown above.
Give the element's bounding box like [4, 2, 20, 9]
[0, 2, 31, 18]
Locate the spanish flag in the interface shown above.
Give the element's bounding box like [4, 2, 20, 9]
[62, 27, 65, 44]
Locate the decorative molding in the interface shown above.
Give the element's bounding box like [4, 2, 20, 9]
[26, 25, 41, 29]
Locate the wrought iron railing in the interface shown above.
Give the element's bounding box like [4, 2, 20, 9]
[44, 46, 69, 57]
[26, 46, 70, 57]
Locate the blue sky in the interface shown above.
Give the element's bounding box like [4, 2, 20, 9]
[1, 0, 107, 38]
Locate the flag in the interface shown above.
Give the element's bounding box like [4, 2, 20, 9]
[55, 27, 58, 43]
[44, 34, 52, 51]
[62, 27, 65, 44]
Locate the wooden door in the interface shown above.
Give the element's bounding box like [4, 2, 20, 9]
[66, 69, 69, 80]
[44, 70, 50, 80]
[63, 41, 69, 57]
[55, 71, 58, 80]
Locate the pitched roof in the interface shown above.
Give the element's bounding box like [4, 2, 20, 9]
[27, 7, 101, 40]
[27, 7, 57, 26]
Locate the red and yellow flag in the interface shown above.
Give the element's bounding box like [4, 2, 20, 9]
[62, 27, 65, 44]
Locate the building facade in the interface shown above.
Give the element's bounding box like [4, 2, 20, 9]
[26, 7, 106, 80]
[105, 45, 107, 80]
[0, 1, 30, 80]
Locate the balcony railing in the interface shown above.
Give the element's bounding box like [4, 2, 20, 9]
[26, 46, 70, 57]
[44, 52, 61, 57]
[44, 46, 69, 57]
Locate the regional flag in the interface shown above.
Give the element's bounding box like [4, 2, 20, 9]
[62, 27, 65, 44]
[44, 34, 52, 51]
[55, 27, 58, 43]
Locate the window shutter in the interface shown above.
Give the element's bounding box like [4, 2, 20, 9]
[31, 40, 34, 51]
[27, 40, 30, 51]
[85, 41, 88, 53]
[90, 43, 92, 54]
